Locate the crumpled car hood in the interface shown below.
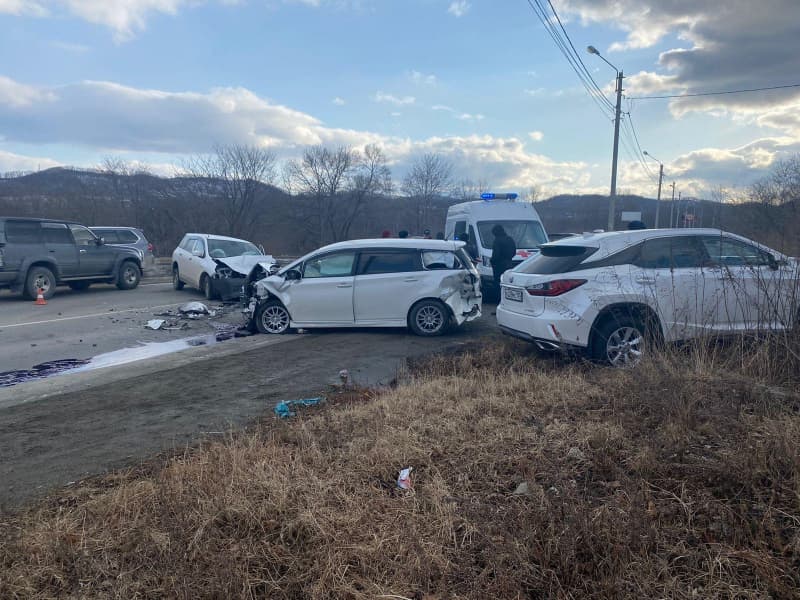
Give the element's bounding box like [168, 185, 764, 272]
[213, 255, 275, 275]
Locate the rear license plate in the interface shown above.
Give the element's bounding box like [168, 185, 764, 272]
[504, 287, 523, 302]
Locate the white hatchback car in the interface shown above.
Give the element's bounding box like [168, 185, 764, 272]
[497, 228, 799, 366]
[243, 239, 482, 336]
[172, 233, 276, 300]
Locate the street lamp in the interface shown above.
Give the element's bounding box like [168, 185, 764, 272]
[587, 45, 624, 232]
[643, 151, 664, 228]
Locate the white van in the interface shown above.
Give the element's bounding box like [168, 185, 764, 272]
[445, 196, 548, 292]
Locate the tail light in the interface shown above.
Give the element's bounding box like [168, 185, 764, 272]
[147, 243, 154, 253]
[526, 279, 587, 297]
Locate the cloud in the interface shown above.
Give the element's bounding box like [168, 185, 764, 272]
[332, 96, 346, 105]
[0, 149, 61, 173]
[447, 0, 469, 17]
[0, 76, 56, 108]
[432, 105, 455, 112]
[456, 112, 484, 121]
[0, 0, 48, 16]
[528, 131, 544, 141]
[61, 0, 192, 42]
[409, 70, 437, 85]
[372, 91, 416, 106]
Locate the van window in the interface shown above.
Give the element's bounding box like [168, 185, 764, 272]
[477, 220, 547, 249]
[303, 251, 356, 278]
[358, 250, 421, 275]
[454, 221, 467, 240]
[422, 250, 462, 270]
[5, 221, 42, 243]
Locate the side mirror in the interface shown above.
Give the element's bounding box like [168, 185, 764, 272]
[767, 254, 779, 270]
[285, 269, 302, 281]
[96, 237, 105, 246]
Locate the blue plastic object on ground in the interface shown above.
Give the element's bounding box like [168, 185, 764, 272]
[274, 397, 324, 418]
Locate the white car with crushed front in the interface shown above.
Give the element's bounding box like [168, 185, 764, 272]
[243, 239, 482, 336]
[172, 233, 276, 301]
[497, 228, 799, 366]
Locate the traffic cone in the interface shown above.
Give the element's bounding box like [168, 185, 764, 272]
[35, 288, 47, 306]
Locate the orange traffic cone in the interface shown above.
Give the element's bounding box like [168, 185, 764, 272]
[34, 288, 47, 306]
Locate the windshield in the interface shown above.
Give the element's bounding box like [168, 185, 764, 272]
[477, 220, 547, 249]
[207, 238, 261, 259]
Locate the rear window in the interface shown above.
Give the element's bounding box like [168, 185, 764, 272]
[5, 221, 42, 243]
[94, 230, 119, 243]
[42, 223, 73, 244]
[514, 245, 598, 274]
[117, 230, 139, 243]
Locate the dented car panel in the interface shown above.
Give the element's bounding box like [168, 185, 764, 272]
[242, 239, 482, 335]
[212, 256, 277, 301]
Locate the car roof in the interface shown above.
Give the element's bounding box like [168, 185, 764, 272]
[184, 233, 255, 243]
[311, 238, 466, 253]
[90, 226, 140, 231]
[0, 216, 79, 224]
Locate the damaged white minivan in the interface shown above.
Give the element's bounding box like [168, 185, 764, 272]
[243, 239, 482, 336]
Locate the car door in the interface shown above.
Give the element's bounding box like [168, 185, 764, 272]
[69, 225, 117, 276]
[182, 237, 206, 287]
[353, 249, 423, 324]
[699, 235, 790, 331]
[42, 222, 79, 277]
[631, 235, 717, 340]
[286, 250, 357, 325]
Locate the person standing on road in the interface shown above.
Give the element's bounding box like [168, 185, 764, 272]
[490, 224, 516, 286]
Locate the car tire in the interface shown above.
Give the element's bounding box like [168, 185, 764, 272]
[116, 261, 141, 290]
[591, 314, 647, 367]
[24, 265, 56, 300]
[408, 300, 450, 337]
[68, 281, 91, 291]
[201, 274, 216, 301]
[173, 266, 185, 290]
[254, 300, 291, 335]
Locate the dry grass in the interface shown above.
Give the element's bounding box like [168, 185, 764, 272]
[1, 339, 799, 599]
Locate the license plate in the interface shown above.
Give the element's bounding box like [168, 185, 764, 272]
[504, 287, 523, 302]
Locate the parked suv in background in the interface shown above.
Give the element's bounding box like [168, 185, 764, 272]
[89, 226, 155, 267]
[0, 217, 142, 299]
[497, 228, 799, 366]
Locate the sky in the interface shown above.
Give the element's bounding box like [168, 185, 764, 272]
[0, 0, 799, 199]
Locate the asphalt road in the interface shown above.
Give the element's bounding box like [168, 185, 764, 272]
[0, 283, 502, 509]
[0, 282, 236, 372]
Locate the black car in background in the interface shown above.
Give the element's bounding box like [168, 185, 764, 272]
[0, 217, 142, 299]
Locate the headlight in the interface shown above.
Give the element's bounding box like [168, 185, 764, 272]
[481, 255, 492, 267]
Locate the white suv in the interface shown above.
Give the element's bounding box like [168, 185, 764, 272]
[243, 238, 482, 336]
[497, 229, 799, 366]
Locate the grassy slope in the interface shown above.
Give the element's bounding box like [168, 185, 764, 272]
[1, 340, 799, 599]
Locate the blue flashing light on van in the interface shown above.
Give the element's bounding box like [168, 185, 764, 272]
[481, 192, 519, 201]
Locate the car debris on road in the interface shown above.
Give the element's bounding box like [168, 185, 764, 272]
[274, 397, 325, 418]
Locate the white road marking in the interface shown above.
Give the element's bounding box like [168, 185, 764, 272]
[0, 302, 188, 328]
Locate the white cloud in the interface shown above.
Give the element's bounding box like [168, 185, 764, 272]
[409, 70, 437, 85]
[528, 131, 544, 141]
[432, 104, 455, 112]
[0, 0, 47, 16]
[372, 91, 416, 106]
[456, 112, 484, 121]
[390, 112, 401, 118]
[332, 96, 345, 105]
[447, 0, 469, 17]
[62, 0, 191, 42]
[524, 88, 546, 97]
[0, 149, 60, 173]
[0, 76, 56, 108]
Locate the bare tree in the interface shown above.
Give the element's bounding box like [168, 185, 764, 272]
[452, 178, 490, 202]
[182, 144, 277, 238]
[751, 154, 800, 206]
[523, 184, 543, 203]
[341, 144, 392, 240]
[402, 153, 453, 232]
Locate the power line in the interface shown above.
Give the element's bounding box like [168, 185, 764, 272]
[628, 82, 800, 100]
[524, 0, 615, 117]
[623, 111, 655, 180]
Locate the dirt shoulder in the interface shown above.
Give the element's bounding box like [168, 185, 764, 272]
[0, 321, 498, 509]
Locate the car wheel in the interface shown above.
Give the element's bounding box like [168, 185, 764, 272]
[201, 274, 216, 300]
[68, 281, 91, 291]
[173, 266, 185, 290]
[254, 300, 291, 334]
[591, 314, 647, 367]
[25, 266, 56, 300]
[408, 300, 449, 336]
[116, 261, 141, 290]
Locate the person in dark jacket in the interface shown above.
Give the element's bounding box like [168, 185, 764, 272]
[490, 224, 516, 285]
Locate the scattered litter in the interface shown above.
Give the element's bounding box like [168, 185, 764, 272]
[513, 481, 531, 496]
[274, 397, 325, 418]
[566, 447, 586, 461]
[179, 302, 210, 315]
[397, 467, 413, 490]
[234, 329, 254, 338]
[339, 369, 350, 385]
[145, 319, 166, 330]
[0, 359, 91, 388]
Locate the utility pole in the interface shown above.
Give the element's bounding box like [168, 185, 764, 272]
[677, 191, 682, 227]
[587, 45, 623, 232]
[669, 182, 676, 228]
[609, 70, 624, 232]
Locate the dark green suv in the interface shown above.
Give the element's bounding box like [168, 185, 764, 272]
[0, 217, 142, 299]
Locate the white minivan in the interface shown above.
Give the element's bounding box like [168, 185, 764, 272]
[444, 197, 548, 293]
[243, 239, 482, 336]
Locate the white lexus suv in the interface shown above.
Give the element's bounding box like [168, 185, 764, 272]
[497, 229, 799, 366]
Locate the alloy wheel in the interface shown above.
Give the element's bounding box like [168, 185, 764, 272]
[416, 305, 445, 334]
[606, 326, 643, 367]
[261, 305, 290, 334]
